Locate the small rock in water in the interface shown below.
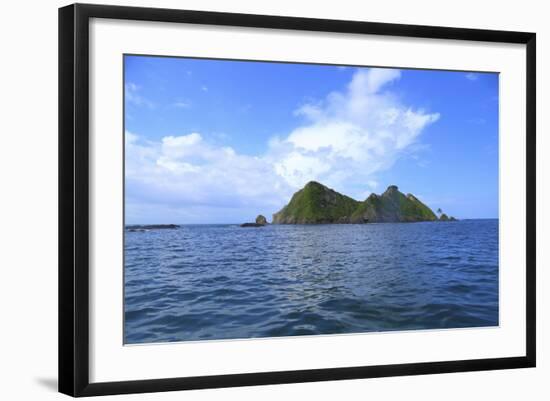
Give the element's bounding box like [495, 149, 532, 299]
[240, 215, 268, 227]
[126, 224, 179, 230]
[438, 214, 457, 222]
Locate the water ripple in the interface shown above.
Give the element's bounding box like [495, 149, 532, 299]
[124, 220, 499, 344]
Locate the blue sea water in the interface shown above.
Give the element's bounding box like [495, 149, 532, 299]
[124, 220, 499, 344]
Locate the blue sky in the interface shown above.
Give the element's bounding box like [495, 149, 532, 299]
[125, 55, 499, 224]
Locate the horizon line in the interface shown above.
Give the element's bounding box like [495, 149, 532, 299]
[125, 218, 499, 226]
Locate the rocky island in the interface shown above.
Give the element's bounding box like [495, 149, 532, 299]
[271, 181, 456, 224]
[240, 215, 268, 227]
[439, 213, 457, 222]
[126, 224, 180, 231]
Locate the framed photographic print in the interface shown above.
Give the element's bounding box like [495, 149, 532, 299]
[58, 3, 536, 397]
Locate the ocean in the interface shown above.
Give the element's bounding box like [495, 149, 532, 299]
[124, 219, 499, 344]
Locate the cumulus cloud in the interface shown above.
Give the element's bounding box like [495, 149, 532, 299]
[125, 132, 293, 222]
[268, 68, 439, 196]
[126, 68, 440, 222]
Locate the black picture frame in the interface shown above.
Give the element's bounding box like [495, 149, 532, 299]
[59, 3, 536, 397]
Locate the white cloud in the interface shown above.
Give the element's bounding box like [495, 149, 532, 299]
[125, 131, 138, 145]
[351, 67, 401, 94]
[173, 100, 190, 108]
[367, 180, 379, 189]
[125, 132, 293, 223]
[268, 68, 439, 197]
[126, 68, 440, 222]
[201, 86, 208, 92]
[125, 82, 155, 109]
[465, 73, 478, 81]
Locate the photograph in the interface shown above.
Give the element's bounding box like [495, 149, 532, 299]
[50, 1, 541, 396]
[123, 55, 500, 344]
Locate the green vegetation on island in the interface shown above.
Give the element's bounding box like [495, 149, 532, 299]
[272, 181, 359, 224]
[270, 181, 455, 224]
